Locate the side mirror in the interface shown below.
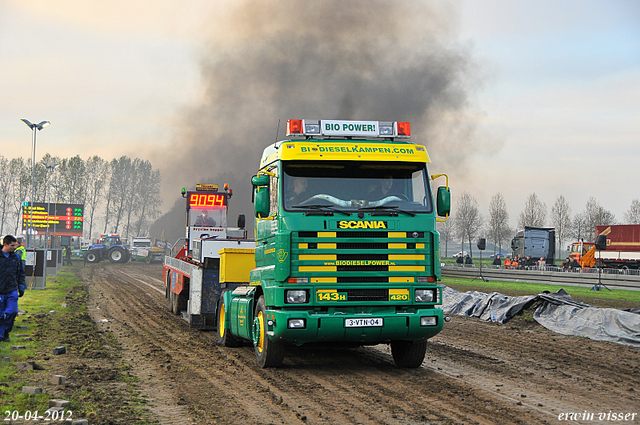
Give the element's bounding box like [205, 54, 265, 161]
[436, 186, 450, 217]
[254, 186, 270, 218]
[252, 174, 271, 217]
[237, 214, 246, 229]
[252, 175, 269, 186]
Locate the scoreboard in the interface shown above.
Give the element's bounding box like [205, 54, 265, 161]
[22, 203, 84, 236]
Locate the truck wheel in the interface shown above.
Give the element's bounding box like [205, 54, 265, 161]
[170, 290, 179, 315]
[165, 272, 174, 312]
[108, 247, 127, 263]
[253, 296, 284, 368]
[166, 283, 172, 312]
[216, 300, 242, 347]
[144, 255, 152, 264]
[84, 250, 100, 263]
[390, 339, 428, 368]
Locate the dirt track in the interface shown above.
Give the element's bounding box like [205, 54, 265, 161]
[78, 263, 640, 425]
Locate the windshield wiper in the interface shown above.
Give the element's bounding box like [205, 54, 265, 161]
[291, 204, 351, 216]
[358, 205, 415, 217]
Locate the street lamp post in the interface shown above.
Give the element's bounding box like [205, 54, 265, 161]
[21, 119, 50, 249]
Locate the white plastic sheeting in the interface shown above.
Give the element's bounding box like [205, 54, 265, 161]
[442, 286, 640, 347]
[442, 287, 537, 324]
[533, 289, 640, 347]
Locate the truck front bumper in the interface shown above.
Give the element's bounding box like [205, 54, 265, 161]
[264, 307, 443, 346]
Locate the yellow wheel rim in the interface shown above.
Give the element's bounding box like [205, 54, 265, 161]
[219, 303, 226, 338]
[257, 311, 265, 353]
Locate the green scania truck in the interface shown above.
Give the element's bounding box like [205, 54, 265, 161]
[216, 119, 451, 368]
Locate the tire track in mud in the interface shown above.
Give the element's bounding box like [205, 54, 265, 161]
[425, 316, 640, 419]
[107, 266, 551, 424]
[83, 264, 302, 424]
[79, 264, 640, 425]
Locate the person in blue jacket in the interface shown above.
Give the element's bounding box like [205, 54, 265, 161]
[0, 235, 25, 343]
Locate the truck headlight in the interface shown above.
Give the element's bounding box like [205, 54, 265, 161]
[288, 319, 306, 329]
[415, 289, 437, 303]
[420, 316, 438, 326]
[285, 290, 307, 304]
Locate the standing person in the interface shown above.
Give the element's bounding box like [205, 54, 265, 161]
[15, 237, 26, 269]
[537, 257, 546, 270]
[0, 235, 26, 343]
[64, 245, 73, 266]
[456, 254, 464, 266]
[464, 254, 472, 265]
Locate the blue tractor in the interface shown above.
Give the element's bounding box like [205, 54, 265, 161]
[84, 234, 131, 264]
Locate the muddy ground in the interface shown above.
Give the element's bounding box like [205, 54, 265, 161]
[67, 262, 640, 425]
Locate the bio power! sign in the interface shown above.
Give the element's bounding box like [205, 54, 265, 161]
[321, 120, 379, 137]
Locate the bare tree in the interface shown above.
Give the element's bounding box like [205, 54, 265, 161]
[551, 195, 572, 257]
[0, 155, 11, 235]
[454, 192, 483, 257]
[580, 197, 616, 241]
[487, 193, 510, 255]
[571, 212, 587, 241]
[624, 199, 640, 224]
[104, 156, 134, 234]
[58, 155, 86, 203]
[517, 193, 546, 228]
[132, 160, 162, 237]
[9, 158, 31, 236]
[84, 156, 109, 240]
[437, 218, 454, 258]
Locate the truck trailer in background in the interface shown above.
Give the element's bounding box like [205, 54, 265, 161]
[511, 226, 556, 265]
[579, 224, 640, 269]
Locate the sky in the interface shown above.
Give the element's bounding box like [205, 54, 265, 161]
[1, 0, 639, 231]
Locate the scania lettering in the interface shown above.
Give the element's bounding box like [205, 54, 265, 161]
[214, 118, 451, 368]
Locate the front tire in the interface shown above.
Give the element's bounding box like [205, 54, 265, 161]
[391, 339, 428, 368]
[108, 247, 127, 263]
[84, 250, 100, 263]
[253, 296, 284, 368]
[216, 299, 242, 347]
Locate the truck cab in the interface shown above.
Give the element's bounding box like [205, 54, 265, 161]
[220, 119, 451, 368]
[511, 226, 556, 265]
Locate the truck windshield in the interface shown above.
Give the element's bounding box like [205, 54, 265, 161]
[283, 160, 433, 213]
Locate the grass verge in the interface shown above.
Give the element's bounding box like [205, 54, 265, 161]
[0, 268, 155, 424]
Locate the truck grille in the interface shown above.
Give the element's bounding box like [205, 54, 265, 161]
[344, 288, 388, 302]
[293, 229, 433, 286]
